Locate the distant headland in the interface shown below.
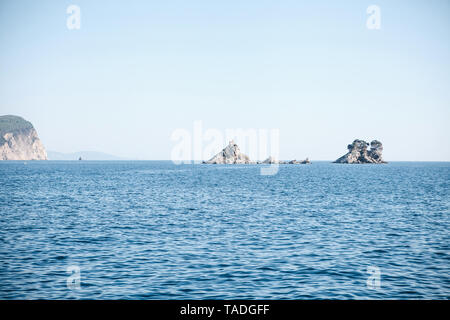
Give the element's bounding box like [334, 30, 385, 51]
[0, 115, 47, 160]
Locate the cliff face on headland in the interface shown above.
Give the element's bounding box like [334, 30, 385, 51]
[0, 115, 47, 160]
[334, 139, 386, 164]
[204, 140, 253, 164]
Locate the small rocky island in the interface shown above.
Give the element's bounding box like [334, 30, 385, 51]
[334, 139, 386, 164]
[203, 140, 253, 164]
[0, 115, 47, 160]
[203, 140, 311, 165]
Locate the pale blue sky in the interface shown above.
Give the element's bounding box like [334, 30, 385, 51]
[1, 0, 449, 160]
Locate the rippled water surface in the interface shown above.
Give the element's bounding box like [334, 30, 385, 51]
[0, 161, 449, 299]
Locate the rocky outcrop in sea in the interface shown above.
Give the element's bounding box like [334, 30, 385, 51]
[0, 115, 47, 160]
[257, 157, 311, 164]
[334, 139, 386, 164]
[204, 141, 311, 165]
[286, 158, 311, 164]
[260, 156, 280, 164]
[203, 140, 253, 164]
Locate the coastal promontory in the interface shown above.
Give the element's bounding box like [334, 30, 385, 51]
[0, 115, 47, 160]
[334, 139, 386, 164]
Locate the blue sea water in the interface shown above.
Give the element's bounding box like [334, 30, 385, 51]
[0, 161, 449, 299]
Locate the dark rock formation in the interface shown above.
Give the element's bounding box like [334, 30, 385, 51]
[284, 158, 311, 164]
[334, 139, 386, 164]
[0, 115, 47, 160]
[256, 157, 312, 164]
[299, 157, 311, 164]
[260, 156, 280, 164]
